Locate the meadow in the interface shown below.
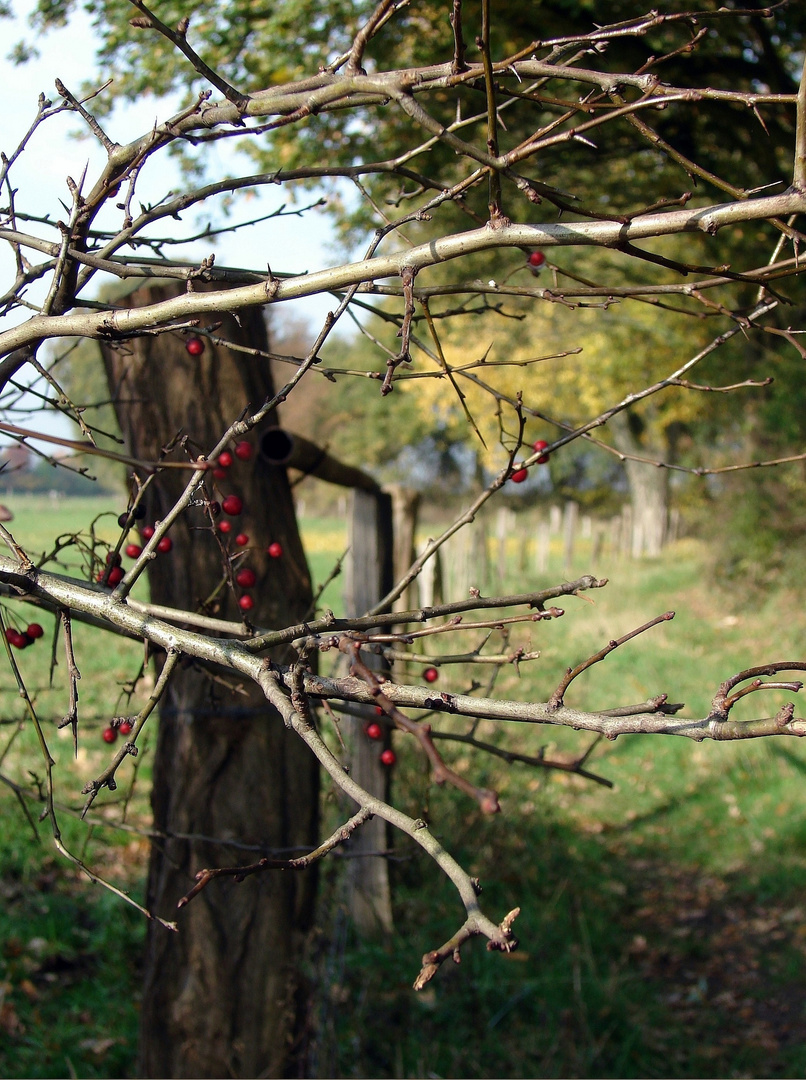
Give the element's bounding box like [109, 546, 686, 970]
[1, 496, 806, 1077]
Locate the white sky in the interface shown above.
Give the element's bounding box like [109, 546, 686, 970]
[1, 1, 342, 440]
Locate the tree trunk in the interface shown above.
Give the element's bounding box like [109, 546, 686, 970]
[610, 412, 669, 558]
[100, 285, 319, 1079]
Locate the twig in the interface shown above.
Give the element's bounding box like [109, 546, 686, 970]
[381, 265, 417, 394]
[345, 0, 399, 75]
[548, 612, 675, 709]
[794, 47, 806, 191]
[57, 609, 80, 755]
[430, 729, 613, 787]
[710, 662, 806, 720]
[176, 805, 374, 908]
[127, 0, 249, 111]
[54, 79, 117, 154]
[414, 906, 520, 990]
[450, 0, 467, 74]
[81, 649, 180, 815]
[248, 577, 606, 651]
[479, 0, 505, 225]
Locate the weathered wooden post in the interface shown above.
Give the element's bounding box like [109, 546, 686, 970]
[260, 429, 395, 934]
[344, 487, 395, 933]
[563, 500, 579, 573]
[387, 484, 420, 614]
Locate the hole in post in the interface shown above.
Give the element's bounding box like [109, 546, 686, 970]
[260, 428, 294, 465]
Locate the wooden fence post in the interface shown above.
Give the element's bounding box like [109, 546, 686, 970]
[563, 501, 579, 573]
[260, 430, 395, 935]
[535, 514, 551, 574]
[343, 488, 395, 935]
[388, 485, 420, 613]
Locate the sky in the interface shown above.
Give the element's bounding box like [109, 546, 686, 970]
[0, 0, 340, 439]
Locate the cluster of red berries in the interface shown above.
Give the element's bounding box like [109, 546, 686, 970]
[510, 439, 550, 484]
[5, 622, 44, 650]
[105, 504, 174, 585]
[208, 440, 285, 612]
[102, 719, 134, 744]
[212, 442, 253, 482]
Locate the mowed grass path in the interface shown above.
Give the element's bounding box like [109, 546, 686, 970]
[1, 497, 806, 1077]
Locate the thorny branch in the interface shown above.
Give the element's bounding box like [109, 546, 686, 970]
[176, 805, 374, 908]
[3, 3, 806, 986]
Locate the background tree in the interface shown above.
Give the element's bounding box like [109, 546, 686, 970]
[2, 3, 806, 1077]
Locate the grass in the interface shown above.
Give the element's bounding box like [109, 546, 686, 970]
[2, 496, 806, 1076]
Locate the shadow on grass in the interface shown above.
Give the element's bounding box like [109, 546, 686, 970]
[0, 828, 145, 1080]
[310, 791, 806, 1080]
[3, 769, 806, 1080]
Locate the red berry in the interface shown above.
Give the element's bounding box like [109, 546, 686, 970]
[4, 628, 22, 647]
[424, 667, 439, 683]
[125, 543, 142, 558]
[236, 567, 257, 588]
[209, 501, 221, 518]
[532, 439, 550, 464]
[221, 495, 243, 516]
[235, 533, 249, 547]
[141, 525, 155, 540]
[267, 542, 283, 559]
[157, 536, 173, 553]
[212, 468, 228, 480]
[185, 336, 205, 356]
[97, 567, 123, 585]
[106, 551, 122, 566]
[374, 706, 384, 715]
[118, 721, 133, 736]
[527, 251, 546, 268]
[218, 451, 233, 468]
[234, 441, 253, 461]
[26, 623, 44, 640]
[380, 749, 396, 766]
[16, 632, 32, 649]
[366, 722, 383, 740]
[510, 468, 528, 484]
[238, 594, 254, 611]
[219, 521, 232, 534]
[102, 727, 117, 743]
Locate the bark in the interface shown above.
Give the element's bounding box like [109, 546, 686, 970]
[610, 412, 669, 558]
[100, 284, 319, 1079]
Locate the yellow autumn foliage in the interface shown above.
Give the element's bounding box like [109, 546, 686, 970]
[411, 287, 721, 473]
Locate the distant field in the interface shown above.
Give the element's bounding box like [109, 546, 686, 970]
[2, 495, 806, 1078]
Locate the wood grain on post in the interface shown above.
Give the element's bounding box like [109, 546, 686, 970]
[344, 488, 395, 935]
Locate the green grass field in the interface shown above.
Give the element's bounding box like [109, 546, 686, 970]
[2, 496, 806, 1078]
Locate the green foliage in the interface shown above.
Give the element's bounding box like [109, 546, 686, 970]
[13, 1, 805, 222]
